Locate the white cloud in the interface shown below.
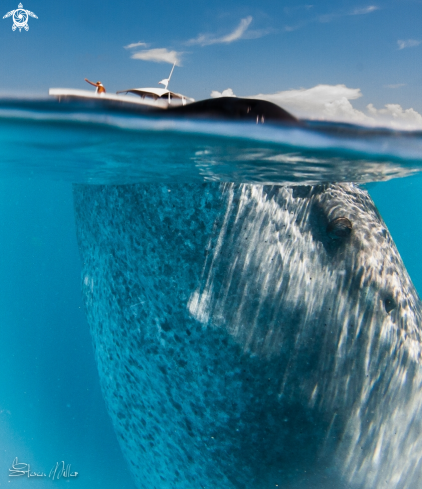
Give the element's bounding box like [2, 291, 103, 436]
[367, 104, 422, 128]
[397, 39, 421, 50]
[318, 13, 338, 23]
[130, 48, 183, 66]
[242, 27, 275, 40]
[210, 88, 237, 98]
[246, 84, 422, 129]
[283, 5, 314, 14]
[384, 83, 406, 89]
[284, 5, 378, 31]
[124, 42, 148, 49]
[186, 16, 255, 46]
[350, 6, 379, 15]
[283, 25, 300, 32]
[249, 84, 370, 122]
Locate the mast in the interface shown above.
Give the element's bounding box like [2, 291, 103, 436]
[158, 62, 176, 90]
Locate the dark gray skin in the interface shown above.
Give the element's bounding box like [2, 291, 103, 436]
[163, 97, 299, 124]
[74, 182, 422, 489]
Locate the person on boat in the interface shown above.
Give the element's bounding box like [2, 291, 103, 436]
[84, 78, 106, 94]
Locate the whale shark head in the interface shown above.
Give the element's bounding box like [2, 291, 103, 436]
[189, 183, 421, 358]
[74, 182, 422, 489]
[187, 183, 422, 487]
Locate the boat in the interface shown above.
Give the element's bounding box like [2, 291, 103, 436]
[116, 62, 194, 106]
[48, 63, 298, 124]
[116, 87, 194, 106]
[49, 63, 194, 110]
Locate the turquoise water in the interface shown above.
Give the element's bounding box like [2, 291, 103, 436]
[1, 100, 422, 488]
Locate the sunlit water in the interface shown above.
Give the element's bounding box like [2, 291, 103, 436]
[1, 99, 422, 488]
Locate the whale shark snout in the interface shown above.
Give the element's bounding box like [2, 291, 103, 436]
[74, 182, 422, 489]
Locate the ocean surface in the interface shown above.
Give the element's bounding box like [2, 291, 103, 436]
[1, 99, 422, 488]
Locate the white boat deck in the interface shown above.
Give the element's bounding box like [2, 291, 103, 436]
[49, 88, 168, 109]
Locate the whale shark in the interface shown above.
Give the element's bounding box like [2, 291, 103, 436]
[73, 182, 422, 489]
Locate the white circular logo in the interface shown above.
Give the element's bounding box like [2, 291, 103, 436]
[3, 3, 37, 32]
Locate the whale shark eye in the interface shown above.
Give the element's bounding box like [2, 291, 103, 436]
[326, 217, 352, 240]
[384, 296, 397, 314]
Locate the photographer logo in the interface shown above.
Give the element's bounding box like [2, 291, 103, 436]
[3, 3, 38, 32]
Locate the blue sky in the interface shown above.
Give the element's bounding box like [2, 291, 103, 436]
[0, 0, 421, 125]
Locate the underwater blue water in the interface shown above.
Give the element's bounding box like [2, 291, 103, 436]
[366, 174, 422, 296]
[1, 99, 422, 488]
[0, 177, 136, 488]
